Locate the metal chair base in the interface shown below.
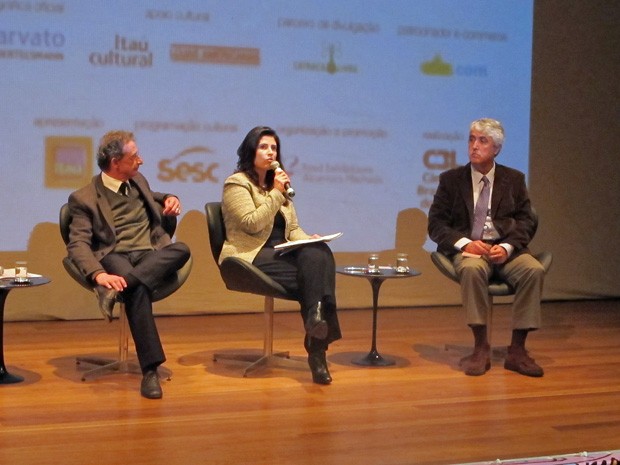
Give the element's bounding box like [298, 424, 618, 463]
[72, 286, 182, 382]
[76, 357, 142, 381]
[76, 304, 142, 381]
[213, 350, 307, 377]
[212, 296, 308, 377]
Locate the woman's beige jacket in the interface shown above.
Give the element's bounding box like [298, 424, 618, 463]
[219, 172, 310, 264]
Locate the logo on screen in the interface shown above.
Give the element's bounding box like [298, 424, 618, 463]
[157, 146, 219, 183]
[417, 149, 459, 209]
[89, 35, 153, 68]
[170, 44, 259, 66]
[421, 53, 487, 77]
[423, 149, 457, 170]
[0, 29, 65, 61]
[45, 136, 93, 189]
[421, 54, 453, 76]
[294, 43, 358, 75]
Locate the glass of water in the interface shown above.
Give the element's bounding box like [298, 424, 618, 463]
[14, 260, 30, 283]
[396, 253, 409, 274]
[367, 254, 380, 274]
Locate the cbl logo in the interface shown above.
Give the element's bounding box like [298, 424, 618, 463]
[423, 149, 457, 170]
[157, 146, 219, 183]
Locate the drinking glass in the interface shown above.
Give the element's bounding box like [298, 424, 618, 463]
[367, 254, 379, 274]
[14, 260, 29, 283]
[396, 253, 409, 274]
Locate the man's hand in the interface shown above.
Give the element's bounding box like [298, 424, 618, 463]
[463, 242, 508, 264]
[94, 272, 127, 292]
[463, 240, 492, 256]
[162, 196, 181, 216]
[488, 245, 508, 264]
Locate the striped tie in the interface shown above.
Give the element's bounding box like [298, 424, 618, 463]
[471, 176, 490, 240]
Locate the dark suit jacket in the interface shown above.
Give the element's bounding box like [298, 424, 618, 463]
[427, 163, 537, 259]
[67, 172, 173, 279]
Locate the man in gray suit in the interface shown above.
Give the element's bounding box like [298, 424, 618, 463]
[428, 118, 545, 377]
[67, 130, 190, 398]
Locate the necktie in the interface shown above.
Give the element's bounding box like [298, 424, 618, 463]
[118, 182, 129, 196]
[471, 176, 490, 240]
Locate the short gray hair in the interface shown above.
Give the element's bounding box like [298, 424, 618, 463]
[470, 118, 504, 150]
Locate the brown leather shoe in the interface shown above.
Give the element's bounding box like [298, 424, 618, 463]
[459, 344, 491, 376]
[504, 346, 544, 377]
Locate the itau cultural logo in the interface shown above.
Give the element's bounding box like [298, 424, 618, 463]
[89, 34, 152, 68]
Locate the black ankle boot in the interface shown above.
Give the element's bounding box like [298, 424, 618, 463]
[304, 302, 328, 340]
[308, 351, 332, 385]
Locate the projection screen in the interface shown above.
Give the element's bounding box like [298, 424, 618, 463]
[1, 0, 533, 254]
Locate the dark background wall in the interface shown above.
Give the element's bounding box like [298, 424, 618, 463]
[529, 0, 619, 299]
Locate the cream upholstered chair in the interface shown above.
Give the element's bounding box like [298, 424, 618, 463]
[204, 201, 307, 376]
[59, 203, 193, 381]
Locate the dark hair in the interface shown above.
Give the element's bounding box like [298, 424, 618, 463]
[96, 130, 134, 171]
[235, 126, 282, 188]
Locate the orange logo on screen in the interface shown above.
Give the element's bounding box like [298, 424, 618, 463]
[45, 136, 93, 189]
[170, 44, 260, 66]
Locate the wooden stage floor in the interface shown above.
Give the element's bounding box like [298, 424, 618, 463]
[1, 299, 619, 464]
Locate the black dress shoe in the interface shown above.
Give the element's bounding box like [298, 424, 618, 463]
[94, 285, 118, 322]
[140, 370, 162, 399]
[304, 302, 328, 340]
[308, 351, 332, 385]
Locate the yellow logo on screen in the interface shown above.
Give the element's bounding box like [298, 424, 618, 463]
[420, 54, 453, 76]
[45, 136, 93, 189]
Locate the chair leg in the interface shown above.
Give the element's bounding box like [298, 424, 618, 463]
[76, 303, 141, 381]
[213, 296, 307, 376]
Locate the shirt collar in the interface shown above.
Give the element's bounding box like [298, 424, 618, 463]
[471, 163, 496, 186]
[101, 172, 127, 193]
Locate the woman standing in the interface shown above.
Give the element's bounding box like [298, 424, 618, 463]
[220, 126, 341, 384]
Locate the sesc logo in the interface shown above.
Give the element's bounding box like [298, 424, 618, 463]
[157, 146, 219, 183]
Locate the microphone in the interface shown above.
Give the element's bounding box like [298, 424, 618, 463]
[270, 161, 295, 198]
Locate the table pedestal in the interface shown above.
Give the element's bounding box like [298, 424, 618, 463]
[337, 266, 419, 367]
[1, 276, 51, 384]
[352, 277, 395, 367]
[1, 289, 24, 384]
